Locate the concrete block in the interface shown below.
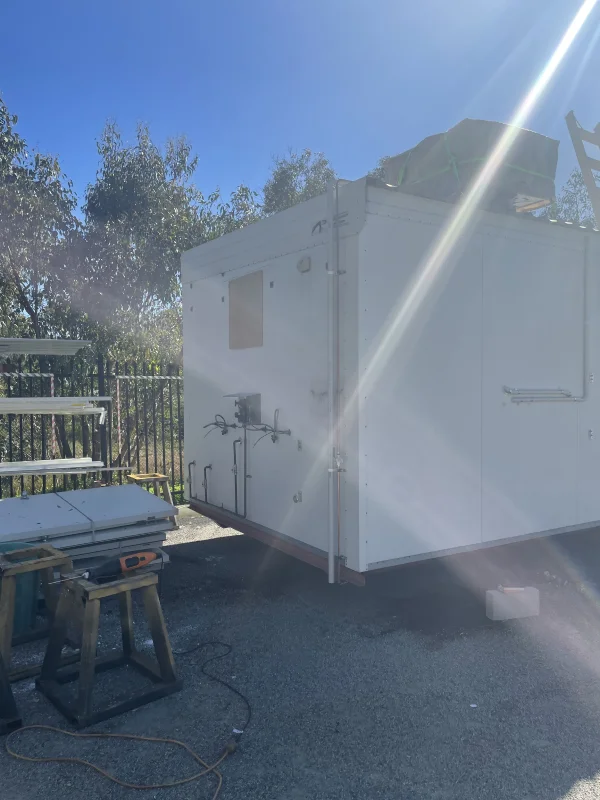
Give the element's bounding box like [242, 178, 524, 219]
[486, 587, 540, 621]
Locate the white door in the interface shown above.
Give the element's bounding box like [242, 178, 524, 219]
[482, 234, 585, 543]
[361, 217, 483, 566]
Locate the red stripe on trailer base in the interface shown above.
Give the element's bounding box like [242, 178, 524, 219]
[188, 499, 365, 587]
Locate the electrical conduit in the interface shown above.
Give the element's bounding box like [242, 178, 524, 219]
[326, 181, 341, 584]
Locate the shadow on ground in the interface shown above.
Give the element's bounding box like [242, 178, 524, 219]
[161, 529, 600, 799]
[166, 525, 600, 638]
[4, 528, 600, 799]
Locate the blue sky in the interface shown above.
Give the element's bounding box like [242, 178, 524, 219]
[2, 0, 599, 202]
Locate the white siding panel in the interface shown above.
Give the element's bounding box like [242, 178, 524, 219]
[481, 236, 584, 542]
[360, 214, 483, 566]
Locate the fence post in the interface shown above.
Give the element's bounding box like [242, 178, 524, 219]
[98, 355, 108, 478]
[176, 365, 183, 503]
[106, 359, 113, 484]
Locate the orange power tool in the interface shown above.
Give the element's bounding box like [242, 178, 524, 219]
[84, 551, 160, 582]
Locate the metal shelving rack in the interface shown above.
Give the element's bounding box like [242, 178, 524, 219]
[0, 339, 107, 476]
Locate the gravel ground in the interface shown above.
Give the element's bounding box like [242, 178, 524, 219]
[4, 514, 600, 799]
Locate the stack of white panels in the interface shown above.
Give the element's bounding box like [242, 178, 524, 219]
[0, 338, 91, 356]
[0, 458, 104, 476]
[0, 397, 110, 419]
[0, 485, 176, 566]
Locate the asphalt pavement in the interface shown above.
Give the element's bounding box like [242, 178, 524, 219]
[3, 515, 600, 799]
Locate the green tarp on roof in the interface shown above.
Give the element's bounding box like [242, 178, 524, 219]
[381, 119, 559, 214]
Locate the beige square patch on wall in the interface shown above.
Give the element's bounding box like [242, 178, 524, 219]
[229, 270, 263, 349]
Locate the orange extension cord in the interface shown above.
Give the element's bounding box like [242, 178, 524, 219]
[5, 724, 234, 799]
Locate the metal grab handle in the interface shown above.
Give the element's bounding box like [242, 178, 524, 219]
[203, 464, 212, 503]
[503, 386, 576, 403]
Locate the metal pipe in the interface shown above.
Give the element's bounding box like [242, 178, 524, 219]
[233, 438, 242, 515]
[187, 460, 196, 499]
[335, 188, 342, 583]
[326, 180, 341, 584]
[203, 464, 212, 503]
[242, 426, 248, 518]
[582, 233, 590, 401]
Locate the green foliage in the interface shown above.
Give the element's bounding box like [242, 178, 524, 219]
[0, 98, 78, 338]
[262, 148, 335, 215]
[75, 122, 260, 358]
[546, 169, 596, 226]
[368, 155, 394, 182]
[107, 305, 183, 364]
[206, 184, 262, 237]
[82, 122, 206, 313]
[1, 99, 335, 362]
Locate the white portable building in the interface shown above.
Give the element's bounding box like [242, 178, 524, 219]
[182, 178, 600, 584]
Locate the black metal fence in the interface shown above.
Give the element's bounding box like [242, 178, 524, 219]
[0, 356, 184, 504]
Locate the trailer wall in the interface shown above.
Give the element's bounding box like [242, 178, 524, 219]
[359, 187, 600, 569]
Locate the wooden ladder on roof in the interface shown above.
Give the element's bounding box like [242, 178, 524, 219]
[566, 111, 600, 226]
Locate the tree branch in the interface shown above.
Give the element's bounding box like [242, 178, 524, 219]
[11, 268, 40, 337]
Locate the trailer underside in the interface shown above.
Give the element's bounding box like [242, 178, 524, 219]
[188, 499, 365, 586]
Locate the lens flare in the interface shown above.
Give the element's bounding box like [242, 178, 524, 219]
[350, 0, 598, 410]
[323, 0, 598, 573]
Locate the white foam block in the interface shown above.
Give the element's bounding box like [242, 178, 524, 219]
[486, 587, 540, 621]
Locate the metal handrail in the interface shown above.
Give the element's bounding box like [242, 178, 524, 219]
[503, 386, 577, 403]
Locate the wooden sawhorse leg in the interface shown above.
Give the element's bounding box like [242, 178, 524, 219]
[0, 576, 16, 669]
[0, 545, 74, 681]
[0, 649, 20, 734]
[37, 572, 182, 728]
[142, 584, 177, 683]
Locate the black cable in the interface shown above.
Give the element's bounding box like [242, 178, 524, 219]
[203, 415, 238, 437]
[245, 424, 291, 435]
[203, 417, 290, 441]
[173, 641, 252, 738]
[203, 415, 236, 430]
